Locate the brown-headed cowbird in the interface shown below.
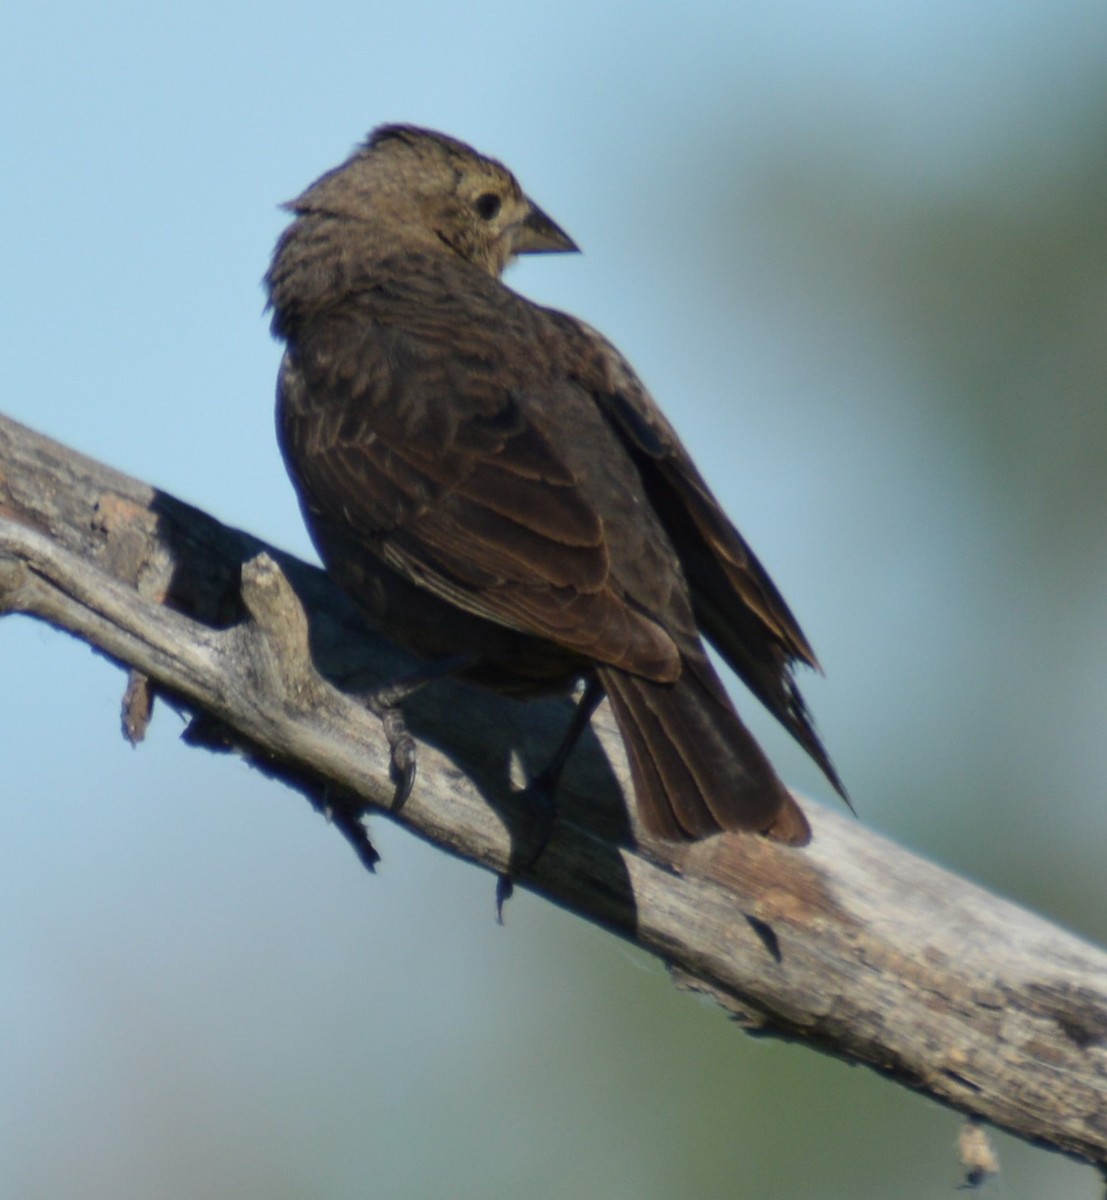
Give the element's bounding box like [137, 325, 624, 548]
[266, 124, 845, 845]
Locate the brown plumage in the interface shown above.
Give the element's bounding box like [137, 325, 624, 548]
[266, 124, 845, 845]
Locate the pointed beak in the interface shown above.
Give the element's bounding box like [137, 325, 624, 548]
[513, 200, 579, 255]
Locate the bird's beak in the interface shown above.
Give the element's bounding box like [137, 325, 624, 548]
[513, 201, 579, 255]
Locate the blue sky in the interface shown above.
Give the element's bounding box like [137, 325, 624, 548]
[4, 2, 1107, 1196]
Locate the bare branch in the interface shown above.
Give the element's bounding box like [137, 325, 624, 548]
[2, 410, 1106, 1170]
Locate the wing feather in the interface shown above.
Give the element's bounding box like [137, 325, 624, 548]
[278, 320, 683, 682]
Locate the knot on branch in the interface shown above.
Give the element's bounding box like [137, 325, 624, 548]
[239, 552, 325, 712]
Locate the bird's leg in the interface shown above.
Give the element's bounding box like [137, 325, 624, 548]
[520, 674, 605, 823]
[349, 652, 477, 809]
[496, 676, 605, 918]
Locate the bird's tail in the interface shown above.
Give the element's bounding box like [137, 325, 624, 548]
[597, 658, 810, 845]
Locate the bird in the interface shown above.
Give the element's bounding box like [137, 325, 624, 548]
[265, 123, 845, 847]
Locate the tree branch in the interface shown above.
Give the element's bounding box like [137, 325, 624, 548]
[2, 410, 1106, 1172]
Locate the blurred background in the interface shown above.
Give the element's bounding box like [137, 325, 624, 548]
[3, 1, 1106, 1196]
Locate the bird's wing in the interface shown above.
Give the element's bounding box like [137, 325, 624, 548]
[567, 319, 817, 663]
[561, 317, 847, 798]
[278, 311, 684, 683]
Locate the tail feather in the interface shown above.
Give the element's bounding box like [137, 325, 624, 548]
[598, 659, 811, 846]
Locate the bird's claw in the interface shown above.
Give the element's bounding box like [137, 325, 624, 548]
[516, 769, 559, 863]
[495, 768, 562, 921]
[494, 873, 514, 923]
[354, 654, 475, 811]
[379, 705, 417, 810]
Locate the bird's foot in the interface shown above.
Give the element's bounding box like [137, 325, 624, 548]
[495, 764, 562, 922]
[516, 765, 561, 860]
[374, 701, 418, 810]
[353, 653, 476, 810]
[494, 688, 600, 920]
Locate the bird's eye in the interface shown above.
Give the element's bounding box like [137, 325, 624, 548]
[475, 192, 502, 221]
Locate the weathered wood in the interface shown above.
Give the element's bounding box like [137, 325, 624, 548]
[2, 410, 1106, 1171]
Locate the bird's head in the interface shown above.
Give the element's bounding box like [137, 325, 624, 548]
[287, 124, 578, 277]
